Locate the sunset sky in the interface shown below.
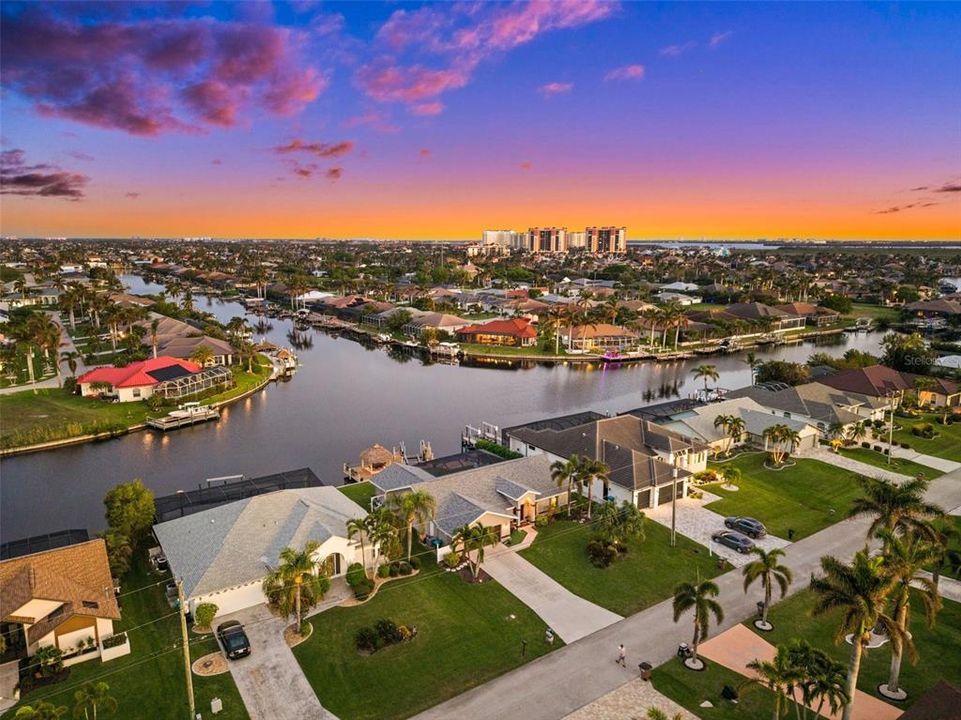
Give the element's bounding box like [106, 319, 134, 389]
[1, 1, 959, 241]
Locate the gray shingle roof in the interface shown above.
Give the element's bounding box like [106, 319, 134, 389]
[369, 463, 436, 493]
[153, 487, 366, 599]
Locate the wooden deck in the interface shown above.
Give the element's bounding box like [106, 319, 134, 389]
[147, 409, 220, 431]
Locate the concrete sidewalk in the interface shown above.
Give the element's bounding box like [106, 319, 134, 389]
[809, 447, 913, 483]
[483, 550, 622, 643]
[412, 472, 961, 720]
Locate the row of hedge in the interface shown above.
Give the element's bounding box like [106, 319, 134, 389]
[346, 558, 421, 600]
[474, 439, 523, 460]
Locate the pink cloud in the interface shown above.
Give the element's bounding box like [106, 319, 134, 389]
[358, 1, 616, 113]
[539, 82, 572, 97]
[519, 161, 532, 171]
[125, 191, 140, 199]
[273, 139, 354, 159]
[709, 31, 733, 48]
[660, 41, 697, 58]
[418, 148, 431, 158]
[0, 7, 327, 135]
[410, 101, 444, 116]
[326, 167, 343, 181]
[1, 148, 89, 200]
[604, 64, 645, 82]
[342, 109, 398, 133]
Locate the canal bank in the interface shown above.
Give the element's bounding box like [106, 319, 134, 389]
[0, 288, 886, 542]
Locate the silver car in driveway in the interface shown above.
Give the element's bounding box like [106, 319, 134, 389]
[711, 529, 755, 554]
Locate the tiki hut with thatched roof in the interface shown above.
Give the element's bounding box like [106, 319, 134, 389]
[344, 444, 405, 482]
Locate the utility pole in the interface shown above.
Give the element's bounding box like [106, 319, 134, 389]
[670, 459, 680, 548]
[177, 578, 195, 719]
[886, 390, 898, 466]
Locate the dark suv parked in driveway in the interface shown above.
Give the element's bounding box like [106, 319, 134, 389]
[711, 529, 755, 554]
[724, 516, 767, 539]
[217, 621, 251, 660]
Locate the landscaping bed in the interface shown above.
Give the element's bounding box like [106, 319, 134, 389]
[520, 519, 721, 616]
[891, 413, 961, 463]
[705, 454, 863, 539]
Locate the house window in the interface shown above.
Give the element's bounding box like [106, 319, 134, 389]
[132, 388, 141, 398]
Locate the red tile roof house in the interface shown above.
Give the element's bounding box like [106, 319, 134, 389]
[817, 364, 961, 408]
[77, 357, 201, 403]
[457, 318, 538, 347]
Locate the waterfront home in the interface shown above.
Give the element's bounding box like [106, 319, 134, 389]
[134, 315, 236, 365]
[659, 397, 820, 456]
[560, 323, 638, 352]
[724, 302, 806, 331]
[905, 298, 961, 318]
[152, 487, 373, 616]
[774, 302, 840, 327]
[818, 365, 961, 408]
[402, 312, 471, 337]
[654, 291, 702, 305]
[503, 412, 708, 509]
[457, 318, 538, 347]
[0, 539, 121, 665]
[77, 356, 204, 402]
[369, 455, 569, 545]
[727, 381, 885, 433]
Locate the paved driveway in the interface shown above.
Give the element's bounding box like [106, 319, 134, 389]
[645, 492, 790, 567]
[217, 604, 338, 720]
[889, 446, 961, 473]
[483, 550, 623, 643]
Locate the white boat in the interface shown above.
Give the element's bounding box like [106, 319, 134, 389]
[168, 402, 210, 419]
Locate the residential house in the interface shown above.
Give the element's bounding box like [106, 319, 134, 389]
[153, 487, 373, 616]
[369, 455, 569, 545]
[818, 364, 961, 408]
[135, 316, 236, 365]
[774, 302, 841, 327]
[77, 356, 203, 402]
[457, 318, 538, 347]
[503, 413, 708, 509]
[724, 302, 806, 331]
[402, 312, 471, 338]
[560, 323, 638, 352]
[0, 539, 121, 665]
[654, 291, 702, 305]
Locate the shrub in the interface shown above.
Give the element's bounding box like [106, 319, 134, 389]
[534, 516, 548, 529]
[299, 621, 311, 636]
[194, 602, 218, 630]
[900, 442, 911, 449]
[376, 619, 402, 644]
[345, 562, 366, 587]
[353, 577, 374, 600]
[443, 552, 461, 569]
[911, 422, 936, 439]
[409, 557, 420, 571]
[377, 564, 390, 578]
[586, 538, 618, 568]
[388, 564, 399, 577]
[62, 376, 78, 394]
[100, 632, 128, 650]
[474, 439, 523, 460]
[873, 445, 883, 452]
[861, 441, 870, 448]
[398, 561, 412, 576]
[355, 626, 378, 652]
[691, 469, 719, 486]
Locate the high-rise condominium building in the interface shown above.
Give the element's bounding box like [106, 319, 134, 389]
[481, 230, 527, 250]
[527, 227, 568, 253]
[585, 226, 627, 253]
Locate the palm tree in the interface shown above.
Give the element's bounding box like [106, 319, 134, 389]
[719, 465, 741, 490]
[389, 490, 436, 562]
[672, 576, 724, 669]
[713, 414, 734, 456]
[261, 541, 329, 629]
[691, 364, 719, 394]
[809, 550, 902, 720]
[744, 351, 759, 384]
[451, 523, 499, 580]
[596, 500, 646, 548]
[746, 645, 797, 720]
[149, 318, 160, 359]
[876, 529, 941, 699]
[725, 416, 746, 456]
[847, 475, 943, 543]
[550, 455, 582, 518]
[578, 457, 609, 520]
[640, 307, 661, 346]
[190, 345, 215, 367]
[929, 518, 961, 590]
[14, 702, 68, 720]
[365, 506, 397, 571]
[846, 420, 868, 446]
[61, 350, 81, 377]
[742, 547, 793, 629]
[762, 424, 798, 466]
[73, 681, 117, 720]
[346, 517, 370, 579]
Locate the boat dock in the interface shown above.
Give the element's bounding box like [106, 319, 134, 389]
[147, 408, 220, 431]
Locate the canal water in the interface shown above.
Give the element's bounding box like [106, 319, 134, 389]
[0, 277, 886, 541]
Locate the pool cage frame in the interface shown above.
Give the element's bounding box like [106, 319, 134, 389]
[155, 365, 233, 399]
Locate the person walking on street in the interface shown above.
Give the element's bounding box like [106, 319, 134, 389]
[616, 643, 626, 667]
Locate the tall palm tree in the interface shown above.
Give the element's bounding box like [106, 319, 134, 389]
[452, 523, 499, 579]
[845, 420, 868, 446]
[596, 500, 646, 548]
[876, 529, 941, 699]
[60, 350, 81, 377]
[847, 476, 943, 543]
[73, 681, 117, 720]
[346, 517, 370, 579]
[809, 550, 902, 720]
[390, 490, 436, 562]
[261, 541, 328, 629]
[190, 345, 215, 367]
[149, 318, 160, 359]
[742, 547, 793, 629]
[640, 307, 661, 346]
[578, 457, 609, 520]
[746, 645, 797, 720]
[672, 576, 724, 668]
[726, 416, 746, 456]
[550, 455, 582, 518]
[929, 518, 961, 590]
[744, 351, 759, 384]
[691, 364, 719, 393]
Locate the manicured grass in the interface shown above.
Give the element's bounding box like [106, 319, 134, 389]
[338, 481, 376, 510]
[838, 446, 941, 478]
[752, 589, 961, 708]
[654, 656, 798, 720]
[3, 554, 248, 720]
[507, 528, 528, 546]
[459, 342, 570, 357]
[0, 388, 155, 449]
[705, 454, 864, 539]
[292, 548, 558, 720]
[891, 414, 961, 463]
[849, 302, 900, 322]
[520, 518, 722, 616]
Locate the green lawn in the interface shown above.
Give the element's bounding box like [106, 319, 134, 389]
[459, 342, 571, 357]
[752, 589, 961, 708]
[654, 656, 799, 720]
[891, 414, 961, 463]
[848, 302, 900, 322]
[520, 518, 722, 616]
[705, 454, 864, 539]
[3, 555, 248, 720]
[838, 446, 941, 478]
[338, 481, 377, 509]
[0, 388, 155, 449]
[292, 548, 558, 720]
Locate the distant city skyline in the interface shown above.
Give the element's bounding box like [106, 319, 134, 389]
[1, 1, 959, 240]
